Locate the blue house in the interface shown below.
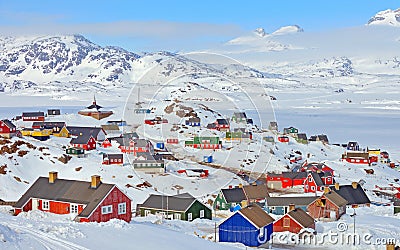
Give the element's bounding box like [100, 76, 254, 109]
[265, 196, 317, 215]
[219, 204, 274, 247]
[185, 117, 201, 127]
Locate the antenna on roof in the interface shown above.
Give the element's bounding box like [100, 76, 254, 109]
[93, 94, 97, 105]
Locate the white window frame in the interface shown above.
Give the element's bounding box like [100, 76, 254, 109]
[174, 213, 181, 220]
[259, 226, 264, 237]
[118, 202, 126, 215]
[70, 204, 79, 214]
[200, 210, 205, 218]
[145, 210, 151, 216]
[188, 213, 193, 221]
[311, 186, 315, 191]
[42, 200, 49, 210]
[101, 205, 113, 215]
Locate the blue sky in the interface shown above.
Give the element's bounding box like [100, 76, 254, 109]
[0, 0, 399, 52]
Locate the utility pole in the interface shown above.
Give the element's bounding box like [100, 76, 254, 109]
[214, 221, 217, 242]
[350, 208, 356, 246]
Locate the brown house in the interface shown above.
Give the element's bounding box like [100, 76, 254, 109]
[242, 184, 269, 204]
[307, 189, 347, 221]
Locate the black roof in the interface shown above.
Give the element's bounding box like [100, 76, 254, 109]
[318, 135, 329, 142]
[1, 119, 16, 129]
[216, 119, 229, 125]
[331, 184, 371, 205]
[309, 172, 332, 187]
[394, 199, 400, 207]
[33, 122, 66, 129]
[70, 134, 93, 144]
[268, 172, 308, 179]
[67, 126, 104, 137]
[103, 153, 123, 160]
[22, 112, 44, 117]
[140, 194, 198, 212]
[14, 176, 115, 218]
[297, 133, 308, 140]
[221, 188, 246, 203]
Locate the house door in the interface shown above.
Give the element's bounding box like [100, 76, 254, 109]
[32, 198, 39, 210]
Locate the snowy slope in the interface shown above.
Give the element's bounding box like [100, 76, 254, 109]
[367, 8, 400, 27]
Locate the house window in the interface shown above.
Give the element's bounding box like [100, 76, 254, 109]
[118, 203, 126, 215]
[42, 200, 49, 210]
[309, 177, 312, 182]
[70, 204, 78, 214]
[145, 210, 151, 216]
[188, 213, 193, 221]
[311, 186, 315, 191]
[174, 213, 181, 220]
[271, 206, 276, 210]
[200, 210, 205, 218]
[101, 205, 113, 214]
[221, 203, 225, 209]
[283, 218, 290, 227]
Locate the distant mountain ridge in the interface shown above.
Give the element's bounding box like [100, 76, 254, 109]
[367, 8, 400, 26]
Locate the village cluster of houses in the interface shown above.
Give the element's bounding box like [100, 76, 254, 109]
[2, 101, 399, 248]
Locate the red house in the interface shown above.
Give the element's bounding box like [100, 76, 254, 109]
[304, 172, 334, 193]
[117, 138, 154, 156]
[273, 207, 315, 234]
[166, 138, 179, 144]
[266, 172, 308, 189]
[103, 153, 123, 165]
[278, 136, 289, 143]
[101, 138, 112, 148]
[13, 172, 132, 223]
[307, 190, 347, 221]
[70, 134, 96, 150]
[0, 119, 17, 138]
[215, 119, 230, 131]
[22, 112, 45, 122]
[342, 151, 369, 165]
[300, 162, 334, 176]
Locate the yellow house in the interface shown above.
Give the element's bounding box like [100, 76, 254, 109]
[53, 126, 70, 138]
[368, 149, 380, 156]
[21, 129, 52, 137]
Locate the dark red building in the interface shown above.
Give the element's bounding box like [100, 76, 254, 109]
[70, 134, 96, 150]
[102, 153, 123, 165]
[13, 172, 132, 223]
[0, 119, 17, 138]
[273, 207, 315, 234]
[307, 190, 347, 221]
[22, 112, 45, 122]
[266, 172, 308, 189]
[304, 172, 334, 193]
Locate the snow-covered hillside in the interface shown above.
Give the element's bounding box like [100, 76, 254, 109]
[367, 8, 400, 27]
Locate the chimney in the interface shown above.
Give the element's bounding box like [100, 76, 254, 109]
[91, 175, 101, 189]
[252, 182, 257, 186]
[352, 182, 358, 189]
[316, 169, 322, 173]
[229, 185, 232, 189]
[323, 186, 330, 194]
[289, 203, 295, 212]
[334, 182, 340, 190]
[49, 171, 58, 183]
[238, 183, 243, 188]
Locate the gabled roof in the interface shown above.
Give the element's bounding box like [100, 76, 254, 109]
[173, 193, 195, 198]
[114, 137, 131, 147]
[1, 119, 16, 129]
[70, 134, 93, 145]
[330, 184, 371, 205]
[286, 208, 315, 228]
[266, 196, 317, 207]
[239, 204, 274, 229]
[103, 153, 123, 160]
[67, 126, 105, 137]
[347, 141, 359, 147]
[297, 133, 308, 140]
[14, 177, 115, 218]
[33, 122, 66, 129]
[243, 185, 269, 200]
[22, 112, 44, 117]
[140, 194, 197, 212]
[101, 125, 120, 132]
[323, 191, 348, 207]
[187, 117, 200, 122]
[317, 135, 329, 142]
[221, 188, 246, 203]
[233, 112, 247, 119]
[134, 138, 151, 147]
[310, 172, 324, 187]
[216, 119, 229, 125]
[268, 172, 307, 179]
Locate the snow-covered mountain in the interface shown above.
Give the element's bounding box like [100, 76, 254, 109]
[367, 8, 400, 27]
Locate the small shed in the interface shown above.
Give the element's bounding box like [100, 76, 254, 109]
[278, 136, 289, 143]
[66, 147, 85, 157]
[102, 154, 123, 165]
[47, 109, 61, 116]
[203, 155, 213, 163]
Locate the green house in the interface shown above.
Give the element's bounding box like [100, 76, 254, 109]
[214, 187, 247, 211]
[295, 133, 308, 144]
[394, 199, 400, 215]
[185, 136, 221, 149]
[231, 112, 247, 123]
[66, 147, 85, 156]
[138, 193, 212, 221]
[283, 127, 298, 135]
